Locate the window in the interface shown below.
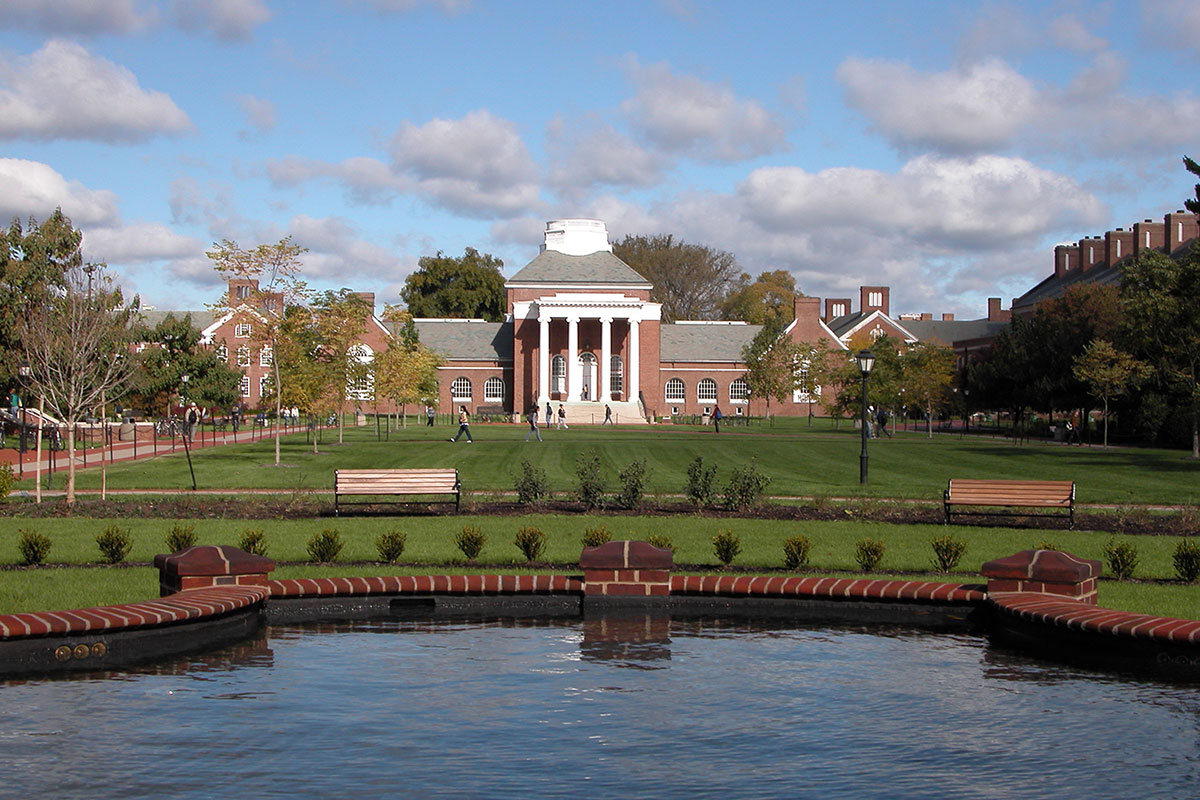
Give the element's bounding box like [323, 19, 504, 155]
[484, 377, 505, 402]
[730, 378, 749, 403]
[236, 285, 251, 300]
[869, 325, 885, 341]
[665, 377, 685, 401]
[832, 302, 847, 317]
[239, 376, 250, 398]
[259, 375, 271, 399]
[868, 291, 883, 307]
[259, 346, 273, 367]
[610, 355, 623, 398]
[451, 377, 472, 401]
[697, 378, 717, 402]
[215, 344, 228, 362]
[236, 346, 251, 367]
[235, 323, 251, 338]
[551, 355, 566, 395]
[793, 362, 811, 403]
[348, 373, 374, 401]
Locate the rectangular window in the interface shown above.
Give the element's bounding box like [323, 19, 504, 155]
[259, 375, 271, 398]
[237, 346, 251, 368]
[239, 376, 250, 398]
[260, 346, 273, 367]
[234, 323, 251, 338]
[215, 344, 228, 361]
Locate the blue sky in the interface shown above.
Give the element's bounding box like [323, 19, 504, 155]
[2, 0, 1198, 319]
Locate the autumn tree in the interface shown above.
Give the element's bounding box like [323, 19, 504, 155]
[1120, 247, 1200, 458]
[129, 313, 241, 417]
[1073, 339, 1150, 448]
[311, 290, 372, 444]
[20, 264, 139, 503]
[720, 270, 798, 326]
[208, 237, 308, 465]
[401, 247, 505, 322]
[794, 338, 837, 424]
[612, 234, 740, 322]
[897, 341, 956, 438]
[0, 209, 81, 389]
[264, 305, 332, 455]
[374, 306, 443, 427]
[741, 319, 805, 419]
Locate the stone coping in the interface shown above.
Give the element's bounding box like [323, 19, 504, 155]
[0, 585, 267, 639]
[671, 575, 987, 603]
[989, 592, 1200, 644]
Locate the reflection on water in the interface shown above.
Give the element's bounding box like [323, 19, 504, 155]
[1, 617, 1198, 799]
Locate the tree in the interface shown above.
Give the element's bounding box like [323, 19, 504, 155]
[129, 313, 241, 418]
[741, 319, 805, 419]
[20, 264, 139, 503]
[265, 305, 332, 455]
[311, 290, 372, 444]
[794, 338, 836, 424]
[208, 237, 309, 465]
[1185, 155, 1200, 215]
[612, 234, 740, 322]
[0, 209, 81, 389]
[374, 306, 443, 427]
[400, 247, 505, 322]
[1073, 339, 1151, 448]
[1120, 246, 1200, 458]
[720, 270, 798, 326]
[897, 341, 956, 438]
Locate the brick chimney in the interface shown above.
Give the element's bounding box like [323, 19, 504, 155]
[1105, 228, 1134, 265]
[824, 297, 852, 322]
[859, 286, 889, 316]
[1079, 236, 1105, 272]
[1132, 219, 1165, 255]
[791, 296, 824, 342]
[1054, 244, 1079, 277]
[987, 297, 1010, 322]
[942, 313, 955, 321]
[1165, 210, 1200, 255]
[228, 278, 259, 306]
[354, 291, 376, 312]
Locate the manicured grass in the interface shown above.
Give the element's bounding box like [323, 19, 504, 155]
[3, 515, 1196, 617]
[24, 416, 1200, 505]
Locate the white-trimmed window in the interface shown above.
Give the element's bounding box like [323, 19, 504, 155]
[259, 346, 273, 367]
[215, 344, 228, 362]
[347, 344, 374, 401]
[239, 376, 251, 398]
[665, 377, 685, 402]
[730, 378, 749, 403]
[451, 377, 472, 401]
[484, 377, 505, 403]
[234, 323, 251, 338]
[236, 346, 251, 367]
[610, 355, 624, 398]
[551, 355, 566, 395]
[259, 375, 271, 399]
[697, 378, 717, 402]
[236, 285, 251, 301]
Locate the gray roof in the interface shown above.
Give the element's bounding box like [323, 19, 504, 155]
[138, 309, 218, 330]
[827, 312, 867, 338]
[412, 319, 512, 361]
[1012, 263, 1121, 311]
[901, 318, 1010, 347]
[660, 323, 762, 362]
[506, 249, 651, 286]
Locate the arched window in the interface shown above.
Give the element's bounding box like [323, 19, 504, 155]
[730, 378, 749, 403]
[451, 377, 472, 401]
[551, 355, 566, 395]
[665, 377, 685, 401]
[484, 377, 505, 402]
[610, 355, 624, 398]
[236, 346, 251, 367]
[698, 378, 717, 402]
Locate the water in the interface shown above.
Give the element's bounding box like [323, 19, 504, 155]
[2, 619, 1198, 799]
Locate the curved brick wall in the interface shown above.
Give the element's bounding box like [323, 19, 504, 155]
[989, 592, 1200, 644]
[671, 575, 987, 604]
[270, 574, 583, 597]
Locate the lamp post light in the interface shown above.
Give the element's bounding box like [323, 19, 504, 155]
[857, 349, 875, 485]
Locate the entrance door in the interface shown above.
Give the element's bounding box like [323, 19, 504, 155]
[579, 353, 597, 401]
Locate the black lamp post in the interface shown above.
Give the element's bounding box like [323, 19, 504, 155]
[857, 349, 875, 485]
[180, 374, 196, 491]
[964, 388, 971, 438]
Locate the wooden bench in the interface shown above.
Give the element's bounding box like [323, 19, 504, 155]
[334, 468, 461, 515]
[944, 479, 1075, 529]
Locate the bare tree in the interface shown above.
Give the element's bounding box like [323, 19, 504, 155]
[20, 265, 139, 503]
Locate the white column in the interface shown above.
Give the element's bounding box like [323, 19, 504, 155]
[628, 318, 640, 402]
[537, 314, 550, 404]
[599, 316, 612, 402]
[567, 315, 580, 401]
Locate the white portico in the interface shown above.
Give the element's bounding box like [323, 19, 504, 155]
[506, 220, 661, 417]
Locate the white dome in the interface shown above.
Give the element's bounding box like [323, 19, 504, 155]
[541, 219, 612, 256]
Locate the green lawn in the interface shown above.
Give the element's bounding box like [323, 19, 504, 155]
[21, 415, 1200, 506]
[3, 514, 1195, 618]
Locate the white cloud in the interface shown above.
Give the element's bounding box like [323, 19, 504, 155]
[621, 58, 788, 161]
[0, 158, 120, 226]
[287, 215, 406, 283]
[388, 110, 541, 216]
[0, 41, 191, 143]
[0, 0, 152, 34]
[170, 0, 271, 41]
[1143, 0, 1200, 59]
[236, 94, 277, 137]
[265, 155, 411, 205]
[546, 119, 667, 195]
[1048, 15, 1108, 53]
[83, 222, 200, 264]
[837, 58, 1037, 154]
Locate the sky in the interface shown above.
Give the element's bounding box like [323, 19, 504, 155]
[2, 0, 1199, 320]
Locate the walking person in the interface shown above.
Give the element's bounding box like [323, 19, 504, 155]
[602, 404, 613, 425]
[426, 404, 436, 427]
[545, 402, 553, 428]
[713, 404, 722, 433]
[556, 403, 568, 429]
[185, 402, 200, 442]
[449, 405, 473, 443]
[524, 405, 542, 442]
[231, 403, 241, 432]
[876, 407, 892, 438]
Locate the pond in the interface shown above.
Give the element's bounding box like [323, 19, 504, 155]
[3, 618, 1198, 798]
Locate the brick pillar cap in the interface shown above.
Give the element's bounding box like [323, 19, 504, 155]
[580, 540, 673, 570]
[154, 545, 276, 577]
[981, 549, 1100, 582]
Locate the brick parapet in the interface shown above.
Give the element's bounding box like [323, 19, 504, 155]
[671, 575, 986, 604]
[268, 574, 584, 598]
[988, 592, 1200, 645]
